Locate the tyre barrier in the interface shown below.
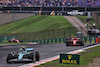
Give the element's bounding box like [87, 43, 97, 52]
[96, 37, 100, 43]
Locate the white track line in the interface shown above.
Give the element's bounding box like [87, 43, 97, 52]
[82, 44, 100, 50]
[19, 44, 100, 67]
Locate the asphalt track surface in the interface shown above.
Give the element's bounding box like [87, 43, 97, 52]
[0, 43, 95, 67]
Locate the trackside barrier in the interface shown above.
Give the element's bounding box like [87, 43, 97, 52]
[27, 38, 66, 44]
[81, 37, 96, 43]
[96, 37, 100, 43]
[26, 37, 96, 44]
[0, 36, 18, 43]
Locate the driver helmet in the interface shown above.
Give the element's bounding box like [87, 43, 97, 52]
[21, 46, 26, 51]
[22, 46, 25, 48]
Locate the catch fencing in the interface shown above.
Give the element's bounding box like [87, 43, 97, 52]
[0, 27, 98, 43]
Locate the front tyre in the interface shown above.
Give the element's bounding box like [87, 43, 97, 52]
[29, 52, 36, 62]
[6, 53, 13, 63]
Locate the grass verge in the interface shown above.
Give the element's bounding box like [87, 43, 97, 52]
[0, 15, 73, 34]
[0, 15, 77, 41]
[37, 45, 100, 67]
[77, 16, 100, 29]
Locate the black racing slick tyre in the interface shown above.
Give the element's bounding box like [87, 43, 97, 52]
[67, 14, 71, 16]
[66, 41, 72, 46]
[6, 53, 13, 63]
[78, 14, 81, 16]
[35, 52, 40, 61]
[28, 52, 40, 62]
[77, 41, 84, 46]
[66, 42, 69, 46]
[29, 52, 36, 62]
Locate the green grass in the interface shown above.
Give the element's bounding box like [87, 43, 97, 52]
[77, 16, 87, 23]
[89, 46, 100, 49]
[0, 15, 76, 41]
[0, 16, 73, 34]
[77, 16, 100, 29]
[38, 46, 100, 67]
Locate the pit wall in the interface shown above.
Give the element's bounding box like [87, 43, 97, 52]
[0, 13, 35, 25]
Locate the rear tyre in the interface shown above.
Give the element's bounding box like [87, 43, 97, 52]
[67, 14, 71, 16]
[77, 41, 84, 46]
[66, 41, 73, 46]
[66, 44, 69, 46]
[8, 41, 11, 42]
[66, 42, 69, 46]
[35, 52, 40, 61]
[29, 52, 40, 62]
[66, 41, 72, 46]
[81, 41, 84, 46]
[78, 14, 81, 16]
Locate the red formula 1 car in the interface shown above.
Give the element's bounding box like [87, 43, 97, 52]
[8, 39, 23, 43]
[65, 37, 84, 46]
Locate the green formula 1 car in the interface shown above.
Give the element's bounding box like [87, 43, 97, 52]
[6, 47, 40, 63]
